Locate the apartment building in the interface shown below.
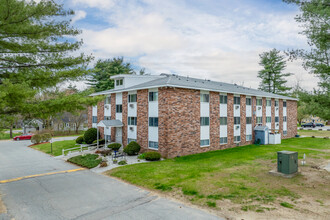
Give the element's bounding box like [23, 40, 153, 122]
[88, 74, 297, 158]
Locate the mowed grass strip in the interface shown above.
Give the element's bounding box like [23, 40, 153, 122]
[30, 140, 86, 156]
[298, 129, 330, 137]
[0, 132, 22, 140]
[108, 138, 330, 209]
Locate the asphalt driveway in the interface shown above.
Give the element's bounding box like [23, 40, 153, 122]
[0, 140, 221, 220]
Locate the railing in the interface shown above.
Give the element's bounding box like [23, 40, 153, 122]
[62, 145, 95, 156]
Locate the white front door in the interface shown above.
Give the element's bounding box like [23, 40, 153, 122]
[115, 127, 122, 144]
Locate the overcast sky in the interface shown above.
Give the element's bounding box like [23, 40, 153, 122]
[61, 0, 319, 91]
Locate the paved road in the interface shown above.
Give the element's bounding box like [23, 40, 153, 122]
[0, 140, 221, 220]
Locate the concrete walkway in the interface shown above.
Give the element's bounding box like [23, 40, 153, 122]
[0, 140, 221, 220]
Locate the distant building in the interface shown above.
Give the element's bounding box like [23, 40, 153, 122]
[23, 119, 43, 134]
[302, 116, 327, 125]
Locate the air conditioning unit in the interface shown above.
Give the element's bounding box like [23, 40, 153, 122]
[258, 106, 261, 110]
[129, 127, 134, 131]
[276, 123, 279, 127]
[235, 125, 240, 129]
[104, 105, 109, 109]
[129, 104, 134, 108]
[276, 107, 279, 111]
[235, 105, 239, 109]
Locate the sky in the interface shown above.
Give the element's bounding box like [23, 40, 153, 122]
[60, 0, 319, 91]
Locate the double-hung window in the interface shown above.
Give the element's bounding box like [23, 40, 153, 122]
[246, 117, 252, 124]
[128, 117, 137, 126]
[92, 116, 97, 123]
[283, 101, 287, 107]
[283, 116, 287, 122]
[220, 117, 227, 125]
[256, 99, 262, 106]
[234, 117, 240, 125]
[116, 79, 123, 86]
[149, 117, 158, 127]
[246, 98, 251, 105]
[256, 117, 262, 124]
[266, 117, 271, 123]
[149, 141, 158, 149]
[220, 95, 227, 104]
[149, 92, 158, 102]
[275, 117, 279, 123]
[200, 139, 210, 146]
[200, 117, 210, 126]
[200, 93, 209, 102]
[275, 101, 279, 107]
[116, 105, 122, 113]
[128, 94, 137, 103]
[234, 136, 241, 142]
[104, 96, 111, 104]
[234, 97, 240, 105]
[266, 100, 271, 106]
[220, 137, 227, 144]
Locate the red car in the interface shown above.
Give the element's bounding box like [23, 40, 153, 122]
[13, 133, 33, 141]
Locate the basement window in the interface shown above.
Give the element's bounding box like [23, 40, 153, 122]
[149, 141, 159, 149]
[246, 135, 252, 141]
[234, 136, 241, 142]
[220, 137, 227, 144]
[200, 139, 210, 146]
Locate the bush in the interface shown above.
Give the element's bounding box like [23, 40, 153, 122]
[76, 136, 84, 144]
[42, 133, 52, 142]
[31, 134, 42, 144]
[123, 141, 141, 155]
[92, 139, 105, 145]
[100, 149, 112, 156]
[67, 154, 101, 169]
[84, 128, 97, 144]
[118, 160, 127, 165]
[138, 153, 146, 159]
[100, 161, 108, 167]
[145, 152, 161, 161]
[108, 143, 121, 151]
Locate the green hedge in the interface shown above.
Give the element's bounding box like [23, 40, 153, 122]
[84, 128, 97, 144]
[67, 154, 101, 168]
[145, 152, 161, 161]
[76, 136, 84, 144]
[108, 143, 121, 151]
[31, 133, 52, 144]
[123, 141, 141, 155]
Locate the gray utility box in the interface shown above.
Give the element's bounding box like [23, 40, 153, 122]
[254, 126, 269, 145]
[277, 151, 298, 174]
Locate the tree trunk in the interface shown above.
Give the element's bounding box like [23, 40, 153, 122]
[9, 124, 13, 138]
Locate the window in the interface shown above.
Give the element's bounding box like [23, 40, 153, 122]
[149, 141, 158, 149]
[275, 117, 279, 122]
[246, 135, 252, 141]
[116, 79, 123, 86]
[266, 117, 271, 123]
[234, 96, 240, 105]
[200, 139, 210, 146]
[283, 101, 287, 107]
[234, 136, 241, 142]
[200, 117, 210, 126]
[128, 117, 137, 126]
[246, 117, 252, 124]
[220, 95, 227, 104]
[128, 138, 136, 144]
[105, 135, 111, 142]
[200, 93, 209, 102]
[220, 117, 227, 125]
[246, 98, 251, 105]
[256, 99, 262, 106]
[234, 117, 240, 125]
[283, 116, 287, 122]
[256, 117, 262, 124]
[275, 101, 279, 107]
[149, 117, 158, 127]
[92, 116, 97, 123]
[283, 130, 287, 136]
[220, 137, 227, 144]
[116, 105, 122, 113]
[128, 94, 137, 103]
[104, 116, 111, 120]
[266, 100, 271, 106]
[149, 91, 158, 101]
[104, 96, 111, 104]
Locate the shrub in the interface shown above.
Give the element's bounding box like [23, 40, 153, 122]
[42, 133, 52, 142]
[92, 139, 105, 145]
[67, 154, 101, 169]
[31, 134, 42, 144]
[76, 136, 84, 144]
[100, 149, 112, 156]
[145, 152, 161, 161]
[100, 161, 108, 167]
[84, 128, 97, 144]
[118, 160, 127, 165]
[108, 143, 121, 151]
[138, 153, 146, 159]
[123, 141, 141, 155]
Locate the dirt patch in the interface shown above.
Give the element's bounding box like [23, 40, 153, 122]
[0, 194, 7, 214]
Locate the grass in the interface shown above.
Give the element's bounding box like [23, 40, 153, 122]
[280, 202, 294, 209]
[67, 154, 101, 169]
[108, 138, 330, 212]
[30, 140, 87, 156]
[298, 129, 330, 137]
[0, 132, 22, 140]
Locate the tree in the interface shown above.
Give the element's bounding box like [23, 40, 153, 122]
[284, 0, 329, 120]
[87, 57, 146, 92]
[257, 49, 292, 95]
[0, 0, 99, 120]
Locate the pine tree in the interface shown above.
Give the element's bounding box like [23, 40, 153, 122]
[258, 49, 292, 95]
[0, 0, 100, 119]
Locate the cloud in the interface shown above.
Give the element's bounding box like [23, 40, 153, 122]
[71, 10, 86, 23]
[71, 0, 318, 91]
[71, 0, 116, 9]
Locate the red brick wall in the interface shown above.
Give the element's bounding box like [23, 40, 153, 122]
[271, 98, 275, 132]
[137, 89, 149, 151]
[122, 92, 128, 147]
[210, 92, 220, 149]
[279, 99, 283, 136]
[252, 96, 256, 142]
[285, 100, 297, 138]
[240, 95, 246, 145]
[111, 93, 116, 142]
[158, 87, 169, 157]
[88, 106, 92, 128]
[227, 93, 234, 147]
[97, 100, 104, 138]
[262, 97, 266, 126]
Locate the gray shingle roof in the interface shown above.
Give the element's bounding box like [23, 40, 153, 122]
[97, 120, 123, 127]
[91, 74, 297, 100]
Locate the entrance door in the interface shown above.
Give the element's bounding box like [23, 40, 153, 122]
[115, 127, 122, 144]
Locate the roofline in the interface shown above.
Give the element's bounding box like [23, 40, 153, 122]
[90, 84, 297, 101]
[110, 74, 164, 79]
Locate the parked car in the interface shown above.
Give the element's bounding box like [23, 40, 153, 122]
[13, 133, 33, 141]
[301, 123, 316, 128]
[315, 123, 324, 127]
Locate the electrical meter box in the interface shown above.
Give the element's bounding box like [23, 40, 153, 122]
[277, 151, 298, 174]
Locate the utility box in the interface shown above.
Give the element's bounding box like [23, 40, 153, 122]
[269, 133, 281, 144]
[254, 126, 269, 145]
[277, 151, 298, 174]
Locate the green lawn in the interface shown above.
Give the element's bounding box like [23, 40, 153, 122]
[108, 138, 330, 217]
[67, 154, 101, 169]
[30, 140, 86, 156]
[298, 129, 330, 137]
[0, 132, 22, 140]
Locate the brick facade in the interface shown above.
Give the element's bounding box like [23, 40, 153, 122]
[137, 89, 149, 152]
[279, 99, 283, 136]
[97, 100, 104, 138]
[122, 92, 128, 147]
[262, 97, 266, 126]
[227, 93, 234, 147]
[210, 92, 220, 149]
[252, 96, 257, 142]
[285, 100, 297, 139]
[87, 106, 92, 128]
[271, 98, 275, 132]
[240, 95, 246, 145]
[111, 93, 116, 142]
